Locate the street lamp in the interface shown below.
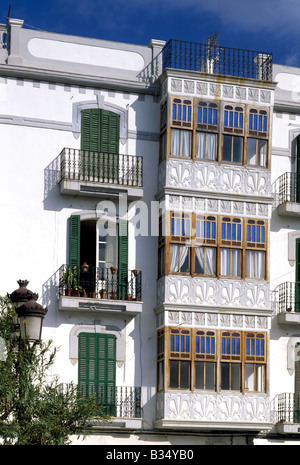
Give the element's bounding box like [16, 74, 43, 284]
[8, 280, 48, 343]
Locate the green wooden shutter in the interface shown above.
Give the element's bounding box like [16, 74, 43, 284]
[98, 334, 116, 416]
[118, 219, 128, 299]
[69, 215, 80, 270]
[81, 109, 120, 181]
[294, 343, 300, 422]
[78, 333, 116, 415]
[78, 333, 97, 398]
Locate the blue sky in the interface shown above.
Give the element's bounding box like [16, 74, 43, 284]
[1, 0, 300, 67]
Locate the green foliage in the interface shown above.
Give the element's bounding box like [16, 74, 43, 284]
[0, 296, 108, 445]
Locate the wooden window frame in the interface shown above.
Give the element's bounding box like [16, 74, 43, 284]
[158, 328, 268, 394]
[168, 328, 192, 390]
[245, 218, 267, 280]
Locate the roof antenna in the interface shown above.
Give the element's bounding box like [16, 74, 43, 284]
[7, 2, 12, 22]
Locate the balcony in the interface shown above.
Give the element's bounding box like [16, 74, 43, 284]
[59, 148, 143, 199]
[62, 385, 142, 430]
[155, 391, 271, 431]
[273, 282, 300, 325]
[58, 265, 142, 316]
[273, 172, 300, 216]
[162, 39, 273, 81]
[271, 393, 300, 435]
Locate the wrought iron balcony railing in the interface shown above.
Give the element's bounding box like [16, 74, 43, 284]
[271, 393, 300, 424]
[162, 39, 273, 81]
[274, 282, 300, 314]
[273, 172, 300, 207]
[59, 264, 142, 301]
[60, 148, 143, 187]
[58, 384, 142, 418]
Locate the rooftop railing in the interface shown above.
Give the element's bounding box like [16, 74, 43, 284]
[60, 148, 143, 187]
[273, 282, 300, 314]
[271, 393, 300, 424]
[273, 172, 300, 207]
[162, 39, 273, 81]
[58, 264, 142, 301]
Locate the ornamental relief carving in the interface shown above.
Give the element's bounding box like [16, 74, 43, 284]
[163, 392, 270, 423]
[163, 160, 272, 198]
[160, 276, 271, 311]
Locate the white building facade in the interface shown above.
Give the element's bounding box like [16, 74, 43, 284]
[1, 18, 300, 445]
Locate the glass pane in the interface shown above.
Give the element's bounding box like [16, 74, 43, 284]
[180, 361, 190, 389]
[195, 362, 204, 389]
[256, 364, 265, 392]
[223, 135, 232, 161]
[195, 247, 204, 274]
[248, 138, 256, 165]
[258, 139, 267, 166]
[181, 131, 191, 157]
[196, 132, 205, 158]
[170, 245, 179, 272]
[206, 362, 215, 390]
[207, 133, 216, 160]
[170, 360, 179, 388]
[231, 363, 240, 390]
[245, 363, 255, 391]
[171, 129, 180, 156]
[233, 137, 242, 163]
[221, 363, 230, 390]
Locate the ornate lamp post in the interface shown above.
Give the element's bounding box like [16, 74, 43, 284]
[8, 280, 48, 343]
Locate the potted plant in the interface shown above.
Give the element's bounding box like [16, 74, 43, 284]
[110, 266, 117, 274]
[63, 267, 74, 296]
[132, 269, 139, 276]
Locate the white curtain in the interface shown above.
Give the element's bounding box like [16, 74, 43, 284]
[196, 247, 216, 274]
[221, 248, 240, 276]
[196, 133, 216, 160]
[247, 250, 264, 278]
[196, 133, 205, 159]
[170, 244, 179, 272]
[171, 129, 180, 156]
[170, 244, 189, 272]
[258, 140, 266, 166]
[181, 131, 190, 157]
[221, 248, 230, 275]
[207, 134, 216, 160]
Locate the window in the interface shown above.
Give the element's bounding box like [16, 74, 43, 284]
[244, 332, 266, 392]
[78, 333, 116, 414]
[195, 330, 216, 390]
[172, 98, 192, 128]
[162, 214, 268, 280]
[170, 98, 192, 158]
[220, 331, 241, 391]
[247, 138, 267, 166]
[223, 105, 244, 134]
[159, 329, 267, 393]
[194, 215, 217, 276]
[248, 109, 268, 136]
[170, 212, 191, 274]
[169, 328, 191, 389]
[197, 102, 218, 130]
[157, 329, 165, 391]
[246, 219, 266, 279]
[220, 217, 242, 278]
[68, 215, 128, 298]
[223, 135, 243, 163]
[196, 132, 217, 160]
[80, 109, 120, 180]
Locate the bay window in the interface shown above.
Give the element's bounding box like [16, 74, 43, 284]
[158, 329, 267, 393]
[162, 213, 268, 280]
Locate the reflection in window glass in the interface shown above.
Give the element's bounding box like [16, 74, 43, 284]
[223, 135, 243, 163]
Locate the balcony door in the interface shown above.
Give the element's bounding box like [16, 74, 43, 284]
[80, 109, 120, 181]
[68, 215, 128, 299]
[78, 332, 116, 415]
[295, 343, 300, 423]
